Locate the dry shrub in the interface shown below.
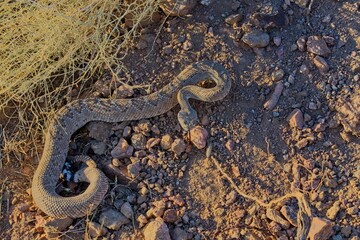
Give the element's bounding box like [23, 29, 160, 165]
[0, 0, 159, 164]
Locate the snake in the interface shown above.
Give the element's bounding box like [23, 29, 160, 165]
[32, 61, 231, 218]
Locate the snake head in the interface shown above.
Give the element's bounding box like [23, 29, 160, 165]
[178, 109, 199, 131]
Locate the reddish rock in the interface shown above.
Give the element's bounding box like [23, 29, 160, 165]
[143, 217, 171, 240]
[189, 126, 208, 149]
[307, 217, 334, 240]
[313, 122, 328, 132]
[296, 36, 307, 52]
[163, 209, 178, 223]
[171, 138, 186, 155]
[307, 36, 331, 57]
[313, 56, 329, 73]
[287, 109, 304, 129]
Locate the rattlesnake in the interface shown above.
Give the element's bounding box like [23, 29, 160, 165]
[32, 61, 231, 218]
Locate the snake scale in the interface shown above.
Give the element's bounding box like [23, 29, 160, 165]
[32, 61, 231, 218]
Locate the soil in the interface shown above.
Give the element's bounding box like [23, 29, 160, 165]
[1, 0, 359, 239]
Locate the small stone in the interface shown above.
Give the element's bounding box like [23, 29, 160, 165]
[91, 141, 107, 155]
[163, 45, 173, 55]
[136, 39, 148, 49]
[182, 40, 193, 51]
[112, 158, 121, 167]
[151, 125, 161, 135]
[159, 0, 196, 16]
[308, 217, 334, 240]
[296, 36, 307, 51]
[127, 161, 141, 177]
[44, 217, 73, 238]
[87, 122, 112, 141]
[299, 63, 310, 75]
[313, 56, 329, 73]
[242, 30, 270, 48]
[225, 14, 242, 25]
[111, 138, 134, 159]
[271, 69, 285, 81]
[146, 138, 161, 149]
[137, 214, 148, 227]
[120, 202, 133, 219]
[189, 126, 208, 149]
[131, 134, 147, 150]
[341, 226, 352, 237]
[293, 0, 309, 7]
[326, 201, 340, 220]
[309, 102, 317, 110]
[273, 36, 281, 46]
[115, 85, 134, 98]
[87, 222, 108, 238]
[322, 15, 331, 23]
[296, 138, 308, 149]
[163, 209, 178, 223]
[123, 126, 132, 137]
[280, 206, 298, 227]
[266, 209, 290, 229]
[307, 36, 331, 57]
[347, 206, 358, 215]
[225, 140, 235, 151]
[161, 134, 173, 150]
[171, 227, 190, 240]
[287, 109, 304, 129]
[313, 122, 328, 132]
[143, 217, 171, 240]
[169, 194, 185, 207]
[323, 36, 336, 46]
[99, 209, 130, 230]
[171, 139, 186, 155]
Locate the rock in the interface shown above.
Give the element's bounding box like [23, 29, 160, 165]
[225, 140, 235, 151]
[131, 133, 147, 150]
[313, 56, 329, 73]
[307, 217, 334, 240]
[146, 138, 161, 149]
[263, 82, 284, 111]
[242, 30, 270, 48]
[159, 0, 196, 16]
[123, 126, 132, 137]
[340, 226, 352, 237]
[143, 217, 171, 240]
[99, 209, 130, 230]
[171, 138, 186, 155]
[296, 138, 309, 149]
[17, 202, 31, 212]
[169, 194, 185, 206]
[137, 214, 148, 227]
[161, 134, 173, 150]
[280, 206, 298, 227]
[231, 165, 241, 177]
[313, 122, 328, 132]
[182, 40, 193, 51]
[115, 85, 134, 98]
[87, 222, 108, 238]
[296, 36, 307, 52]
[163, 209, 178, 223]
[336, 93, 360, 137]
[273, 36, 281, 46]
[266, 209, 290, 229]
[225, 14, 242, 25]
[287, 109, 304, 129]
[307, 36, 331, 57]
[91, 141, 107, 155]
[309, 102, 317, 110]
[127, 161, 141, 177]
[189, 126, 208, 149]
[299, 63, 310, 75]
[120, 202, 133, 219]
[271, 69, 285, 81]
[171, 227, 190, 240]
[326, 201, 340, 220]
[293, 0, 309, 7]
[111, 138, 134, 159]
[87, 122, 112, 141]
[44, 217, 73, 238]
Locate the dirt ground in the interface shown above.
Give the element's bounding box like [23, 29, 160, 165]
[0, 0, 359, 239]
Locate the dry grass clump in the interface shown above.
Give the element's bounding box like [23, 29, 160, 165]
[0, 0, 159, 164]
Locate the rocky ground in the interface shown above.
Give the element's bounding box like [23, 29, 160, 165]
[0, 0, 359, 239]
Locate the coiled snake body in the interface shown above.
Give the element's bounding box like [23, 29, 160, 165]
[32, 61, 231, 218]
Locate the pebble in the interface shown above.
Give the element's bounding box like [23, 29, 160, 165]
[313, 122, 328, 132]
[271, 69, 285, 81]
[120, 202, 133, 219]
[280, 205, 298, 227]
[182, 40, 193, 51]
[115, 85, 134, 98]
[307, 217, 334, 240]
[143, 217, 171, 240]
[87, 221, 108, 238]
[296, 36, 307, 52]
[340, 226, 352, 237]
[287, 108, 304, 129]
[225, 140, 235, 151]
[127, 161, 141, 177]
[161, 134, 173, 150]
[266, 209, 290, 229]
[111, 138, 134, 159]
[163, 209, 178, 223]
[326, 201, 340, 220]
[44, 217, 73, 238]
[146, 138, 161, 149]
[308, 102, 317, 110]
[159, 0, 196, 17]
[171, 139, 186, 155]
[313, 56, 329, 73]
[87, 122, 112, 141]
[99, 209, 130, 230]
[242, 30, 270, 48]
[225, 14, 242, 25]
[293, 0, 309, 7]
[299, 63, 310, 75]
[171, 227, 190, 240]
[307, 36, 331, 57]
[263, 82, 284, 111]
[273, 36, 281, 46]
[189, 126, 208, 149]
[123, 126, 132, 138]
[91, 141, 107, 155]
[131, 133, 147, 150]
